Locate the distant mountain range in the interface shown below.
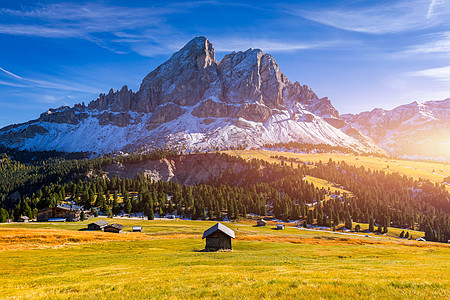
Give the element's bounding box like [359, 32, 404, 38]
[0, 36, 448, 160]
[342, 99, 450, 161]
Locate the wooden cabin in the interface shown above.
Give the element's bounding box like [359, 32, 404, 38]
[132, 226, 143, 232]
[276, 224, 285, 230]
[87, 220, 108, 230]
[18, 216, 29, 222]
[104, 223, 125, 233]
[202, 223, 235, 251]
[37, 204, 82, 222]
[257, 219, 267, 226]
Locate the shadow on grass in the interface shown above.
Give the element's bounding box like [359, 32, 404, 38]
[192, 248, 234, 252]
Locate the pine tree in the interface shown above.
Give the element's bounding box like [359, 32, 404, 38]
[369, 216, 374, 232]
[80, 211, 86, 221]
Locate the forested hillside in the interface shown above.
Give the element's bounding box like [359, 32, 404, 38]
[0, 147, 448, 243]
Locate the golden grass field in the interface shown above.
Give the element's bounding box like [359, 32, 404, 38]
[223, 150, 450, 191]
[0, 219, 449, 299]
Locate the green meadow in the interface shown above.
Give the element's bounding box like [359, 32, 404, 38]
[0, 219, 449, 299]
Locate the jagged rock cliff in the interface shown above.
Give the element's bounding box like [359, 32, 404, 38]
[0, 36, 381, 154]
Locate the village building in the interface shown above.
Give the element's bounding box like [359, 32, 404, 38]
[276, 224, 285, 230]
[132, 226, 143, 232]
[104, 223, 125, 233]
[202, 222, 235, 251]
[37, 204, 83, 222]
[257, 219, 267, 226]
[87, 220, 108, 230]
[18, 216, 29, 222]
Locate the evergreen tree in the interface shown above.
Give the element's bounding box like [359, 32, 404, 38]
[369, 216, 375, 232]
[80, 210, 86, 221]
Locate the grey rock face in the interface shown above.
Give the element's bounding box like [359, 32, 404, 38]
[39, 108, 85, 125]
[138, 36, 218, 112]
[97, 112, 131, 127]
[0, 124, 48, 141]
[237, 103, 272, 122]
[148, 103, 184, 124]
[89, 86, 135, 112]
[191, 99, 236, 118]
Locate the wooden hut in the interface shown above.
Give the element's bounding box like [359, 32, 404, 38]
[132, 226, 143, 232]
[104, 223, 124, 233]
[257, 219, 267, 226]
[18, 216, 29, 222]
[276, 224, 285, 230]
[87, 220, 108, 230]
[37, 204, 82, 222]
[202, 223, 235, 251]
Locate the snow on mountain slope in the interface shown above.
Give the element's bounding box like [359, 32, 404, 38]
[342, 99, 450, 161]
[0, 36, 382, 155]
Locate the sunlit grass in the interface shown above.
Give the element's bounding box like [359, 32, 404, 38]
[223, 150, 450, 191]
[0, 220, 449, 299]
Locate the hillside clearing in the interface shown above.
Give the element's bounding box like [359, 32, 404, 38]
[224, 150, 450, 191]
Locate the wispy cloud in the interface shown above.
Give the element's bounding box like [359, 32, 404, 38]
[0, 67, 22, 79]
[0, 3, 181, 56]
[0, 66, 100, 93]
[283, 0, 450, 34]
[404, 32, 450, 55]
[408, 65, 450, 82]
[213, 38, 338, 53]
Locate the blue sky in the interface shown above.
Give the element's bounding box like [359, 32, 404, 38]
[1, 0, 450, 128]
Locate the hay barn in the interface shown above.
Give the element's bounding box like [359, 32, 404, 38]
[276, 224, 285, 230]
[104, 223, 125, 233]
[202, 223, 235, 251]
[87, 220, 108, 230]
[257, 219, 267, 226]
[37, 204, 82, 222]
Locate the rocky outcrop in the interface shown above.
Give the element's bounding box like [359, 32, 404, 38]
[192, 99, 235, 118]
[237, 103, 272, 122]
[39, 108, 85, 125]
[0, 124, 48, 142]
[148, 103, 184, 124]
[89, 86, 136, 112]
[97, 112, 131, 127]
[137, 37, 219, 112]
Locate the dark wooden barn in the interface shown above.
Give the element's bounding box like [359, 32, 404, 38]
[202, 223, 235, 251]
[87, 220, 108, 230]
[37, 204, 82, 222]
[257, 219, 267, 226]
[104, 223, 125, 233]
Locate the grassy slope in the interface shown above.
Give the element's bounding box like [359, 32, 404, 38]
[223, 150, 450, 191]
[0, 219, 449, 299]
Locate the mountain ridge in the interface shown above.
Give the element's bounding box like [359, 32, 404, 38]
[342, 99, 450, 161]
[0, 36, 382, 154]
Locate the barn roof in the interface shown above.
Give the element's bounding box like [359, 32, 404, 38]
[19, 216, 29, 220]
[106, 223, 125, 230]
[90, 220, 108, 226]
[202, 222, 235, 239]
